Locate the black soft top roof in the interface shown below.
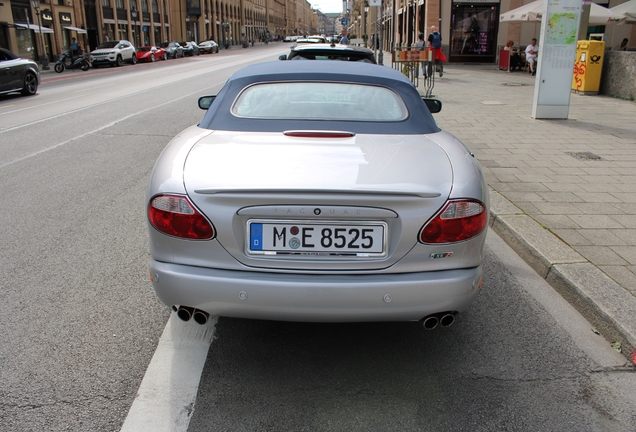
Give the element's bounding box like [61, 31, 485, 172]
[198, 61, 441, 135]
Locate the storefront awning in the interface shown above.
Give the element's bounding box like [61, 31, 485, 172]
[15, 23, 54, 33]
[63, 26, 87, 34]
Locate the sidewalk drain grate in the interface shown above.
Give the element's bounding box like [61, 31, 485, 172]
[502, 83, 529, 87]
[481, 100, 505, 105]
[567, 151, 603, 161]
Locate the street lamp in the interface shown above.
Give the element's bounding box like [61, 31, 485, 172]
[22, 8, 34, 62]
[131, 4, 139, 47]
[30, 0, 49, 69]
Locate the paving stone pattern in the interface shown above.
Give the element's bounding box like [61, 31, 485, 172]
[405, 62, 636, 361]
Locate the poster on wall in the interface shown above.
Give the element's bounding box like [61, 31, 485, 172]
[531, 0, 582, 119]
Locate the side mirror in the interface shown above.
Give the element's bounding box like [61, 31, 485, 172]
[278, 54, 287, 60]
[422, 98, 442, 114]
[198, 95, 216, 110]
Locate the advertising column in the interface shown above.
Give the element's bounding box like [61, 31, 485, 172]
[531, 0, 582, 119]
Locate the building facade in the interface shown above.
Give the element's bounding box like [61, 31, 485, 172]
[0, 0, 315, 62]
[4, 0, 633, 66]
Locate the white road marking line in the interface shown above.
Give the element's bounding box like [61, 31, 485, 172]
[1, 52, 273, 119]
[0, 83, 218, 170]
[121, 314, 217, 432]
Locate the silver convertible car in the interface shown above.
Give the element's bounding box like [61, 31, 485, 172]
[147, 61, 488, 329]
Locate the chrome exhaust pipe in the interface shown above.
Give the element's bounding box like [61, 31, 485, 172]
[440, 313, 455, 327]
[422, 315, 439, 330]
[174, 306, 209, 325]
[176, 306, 194, 322]
[192, 309, 210, 325]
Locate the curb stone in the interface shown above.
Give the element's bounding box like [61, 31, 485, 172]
[489, 189, 636, 364]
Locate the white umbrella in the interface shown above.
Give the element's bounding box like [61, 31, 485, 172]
[500, 0, 542, 22]
[609, 0, 636, 23]
[588, 2, 616, 24]
[500, 0, 613, 24]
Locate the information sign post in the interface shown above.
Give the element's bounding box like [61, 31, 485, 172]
[532, 0, 582, 119]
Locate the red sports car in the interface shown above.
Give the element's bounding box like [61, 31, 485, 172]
[135, 46, 166, 62]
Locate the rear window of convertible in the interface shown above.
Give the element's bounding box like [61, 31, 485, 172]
[231, 82, 408, 122]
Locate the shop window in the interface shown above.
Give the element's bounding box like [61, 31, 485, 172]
[103, 23, 115, 41]
[450, 3, 499, 60]
[14, 28, 34, 58]
[118, 23, 127, 40]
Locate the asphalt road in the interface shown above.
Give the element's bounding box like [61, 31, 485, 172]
[0, 44, 634, 431]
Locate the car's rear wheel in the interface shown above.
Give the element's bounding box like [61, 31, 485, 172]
[151, 53, 155, 62]
[20, 73, 38, 96]
[215, 46, 219, 53]
[131, 54, 137, 65]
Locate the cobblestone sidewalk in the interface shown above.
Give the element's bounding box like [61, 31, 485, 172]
[411, 62, 636, 362]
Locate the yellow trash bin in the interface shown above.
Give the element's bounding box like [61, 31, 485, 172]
[572, 40, 605, 95]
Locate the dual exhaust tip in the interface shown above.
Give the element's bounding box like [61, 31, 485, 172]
[172, 305, 210, 325]
[422, 312, 456, 330]
[174, 305, 453, 329]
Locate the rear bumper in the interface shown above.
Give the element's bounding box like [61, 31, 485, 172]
[150, 260, 483, 322]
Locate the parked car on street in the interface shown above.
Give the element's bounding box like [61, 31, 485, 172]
[135, 45, 166, 62]
[291, 38, 323, 47]
[160, 42, 184, 59]
[0, 48, 40, 96]
[146, 61, 488, 329]
[90, 40, 137, 67]
[307, 35, 328, 43]
[180, 41, 200, 56]
[198, 40, 219, 54]
[279, 43, 377, 63]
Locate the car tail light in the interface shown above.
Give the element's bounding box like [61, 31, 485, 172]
[148, 194, 214, 240]
[420, 200, 487, 244]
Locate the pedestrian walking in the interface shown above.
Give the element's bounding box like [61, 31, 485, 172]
[415, 33, 426, 79]
[427, 26, 446, 78]
[340, 28, 349, 45]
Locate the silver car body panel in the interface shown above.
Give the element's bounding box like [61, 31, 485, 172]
[150, 259, 483, 322]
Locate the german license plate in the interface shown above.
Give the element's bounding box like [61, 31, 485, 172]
[248, 220, 386, 256]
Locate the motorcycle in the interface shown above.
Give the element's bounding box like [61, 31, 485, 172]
[54, 51, 91, 73]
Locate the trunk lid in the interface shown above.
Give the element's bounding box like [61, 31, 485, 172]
[183, 131, 453, 270]
[184, 131, 452, 195]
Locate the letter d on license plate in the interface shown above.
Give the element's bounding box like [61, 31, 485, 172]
[248, 220, 386, 257]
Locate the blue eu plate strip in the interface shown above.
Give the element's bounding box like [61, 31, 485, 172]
[250, 223, 263, 250]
